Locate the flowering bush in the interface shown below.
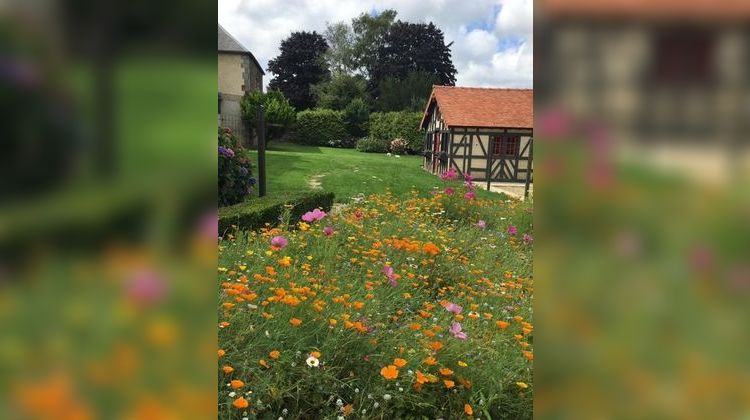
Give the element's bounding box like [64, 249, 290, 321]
[389, 138, 409, 155]
[218, 181, 533, 417]
[218, 128, 256, 207]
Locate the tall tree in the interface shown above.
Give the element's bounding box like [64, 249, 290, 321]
[312, 74, 368, 110]
[351, 9, 397, 77]
[376, 71, 437, 112]
[323, 22, 356, 75]
[370, 21, 457, 97]
[268, 31, 329, 110]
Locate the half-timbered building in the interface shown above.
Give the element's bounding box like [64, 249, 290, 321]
[421, 86, 534, 194]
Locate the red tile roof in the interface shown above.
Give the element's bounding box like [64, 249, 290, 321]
[420, 86, 533, 130]
[542, 0, 750, 21]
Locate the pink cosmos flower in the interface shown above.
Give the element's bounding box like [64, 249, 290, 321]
[464, 191, 475, 200]
[507, 225, 518, 236]
[444, 187, 455, 196]
[270, 235, 288, 249]
[126, 269, 167, 305]
[523, 233, 533, 243]
[301, 208, 327, 223]
[440, 168, 458, 181]
[382, 265, 398, 287]
[443, 302, 463, 315]
[449, 322, 467, 340]
[476, 220, 486, 229]
[323, 226, 335, 236]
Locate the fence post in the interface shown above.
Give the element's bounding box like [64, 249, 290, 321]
[256, 105, 267, 197]
[524, 137, 533, 200]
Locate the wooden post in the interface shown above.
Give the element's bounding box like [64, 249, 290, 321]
[257, 105, 267, 197]
[524, 137, 533, 200]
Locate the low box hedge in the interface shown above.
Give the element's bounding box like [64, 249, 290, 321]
[219, 190, 335, 235]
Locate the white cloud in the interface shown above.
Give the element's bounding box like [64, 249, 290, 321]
[218, 0, 532, 89]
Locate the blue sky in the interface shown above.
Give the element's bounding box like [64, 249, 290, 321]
[218, 0, 532, 88]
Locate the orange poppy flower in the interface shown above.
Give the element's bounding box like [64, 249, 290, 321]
[259, 359, 270, 368]
[522, 351, 534, 361]
[380, 365, 399, 380]
[289, 318, 302, 327]
[269, 350, 280, 359]
[444, 379, 455, 389]
[409, 323, 422, 331]
[423, 357, 437, 366]
[222, 365, 234, 374]
[230, 379, 244, 389]
[464, 404, 473, 415]
[233, 397, 249, 409]
[393, 358, 407, 368]
[496, 321, 510, 329]
[428, 341, 444, 351]
[218, 349, 226, 358]
[439, 367, 454, 376]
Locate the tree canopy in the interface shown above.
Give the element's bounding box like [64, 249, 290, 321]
[370, 21, 456, 97]
[267, 31, 329, 110]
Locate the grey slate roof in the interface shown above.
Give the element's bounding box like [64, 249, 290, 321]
[218, 24, 265, 75]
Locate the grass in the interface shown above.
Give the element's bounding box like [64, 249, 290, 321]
[247, 142, 503, 203]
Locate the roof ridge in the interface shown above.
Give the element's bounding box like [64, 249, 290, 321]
[432, 85, 532, 91]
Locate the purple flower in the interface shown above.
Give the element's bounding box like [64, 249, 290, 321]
[463, 173, 474, 183]
[476, 220, 487, 229]
[323, 226, 335, 236]
[443, 302, 463, 315]
[449, 322, 468, 340]
[464, 191, 476, 200]
[301, 208, 327, 223]
[445, 187, 455, 196]
[507, 225, 518, 236]
[270, 235, 288, 249]
[218, 146, 235, 158]
[389, 278, 398, 287]
[523, 233, 533, 243]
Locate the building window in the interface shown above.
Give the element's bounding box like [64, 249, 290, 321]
[491, 136, 520, 157]
[653, 28, 716, 85]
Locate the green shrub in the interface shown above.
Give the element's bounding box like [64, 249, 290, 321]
[292, 108, 348, 146]
[241, 90, 296, 140]
[355, 137, 389, 153]
[343, 97, 370, 137]
[369, 111, 424, 153]
[218, 191, 335, 234]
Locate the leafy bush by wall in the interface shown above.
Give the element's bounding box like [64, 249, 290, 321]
[219, 128, 255, 207]
[356, 137, 389, 153]
[368, 111, 424, 153]
[241, 90, 296, 140]
[292, 108, 348, 146]
[218, 191, 335, 234]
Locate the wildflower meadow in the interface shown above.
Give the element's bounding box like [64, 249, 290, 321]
[218, 174, 533, 419]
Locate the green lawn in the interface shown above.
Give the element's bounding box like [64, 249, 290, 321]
[247, 142, 503, 203]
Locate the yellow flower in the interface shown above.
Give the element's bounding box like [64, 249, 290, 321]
[457, 361, 468, 367]
[516, 382, 529, 389]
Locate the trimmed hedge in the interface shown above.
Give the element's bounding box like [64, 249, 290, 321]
[369, 111, 423, 153]
[219, 191, 335, 234]
[292, 109, 347, 146]
[356, 137, 389, 153]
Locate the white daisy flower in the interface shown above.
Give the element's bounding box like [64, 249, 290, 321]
[306, 356, 320, 367]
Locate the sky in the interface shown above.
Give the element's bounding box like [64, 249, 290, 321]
[218, 0, 532, 89]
